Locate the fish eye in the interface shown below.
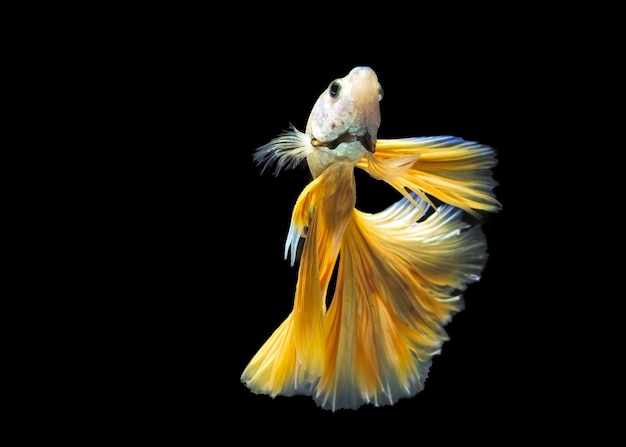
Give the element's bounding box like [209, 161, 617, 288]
[378, 83, 384, 101]
[329, 80, 341, 98]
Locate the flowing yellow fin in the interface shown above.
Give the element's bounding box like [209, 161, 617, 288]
[240, 312, 305, 397]
[241, 164, 356, 399]
[357, 136, 502, 217]
[315, 192, 488, 410]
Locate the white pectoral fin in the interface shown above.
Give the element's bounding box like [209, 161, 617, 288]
[253, 125, 315, 176]
[284, 219, 302, 266]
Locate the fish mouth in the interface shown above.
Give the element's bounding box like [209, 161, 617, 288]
[311, 133, 374, 153]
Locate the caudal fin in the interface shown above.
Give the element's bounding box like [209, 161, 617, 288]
[315, 192, 488, 410]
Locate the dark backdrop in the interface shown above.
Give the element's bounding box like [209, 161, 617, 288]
[100, 16, 582, 442]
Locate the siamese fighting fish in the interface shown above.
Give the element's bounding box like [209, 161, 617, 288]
[241, 66, 501, 411]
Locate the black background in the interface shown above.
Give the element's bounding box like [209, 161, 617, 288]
[96, 10, 599, 442]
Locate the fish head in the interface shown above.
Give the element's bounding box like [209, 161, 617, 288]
[305, 66, 383, 155]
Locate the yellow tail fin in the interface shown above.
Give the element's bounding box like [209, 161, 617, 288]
[316, 192, 487, 410]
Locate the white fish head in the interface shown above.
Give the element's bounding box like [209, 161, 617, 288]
[305, 66, 383, 154]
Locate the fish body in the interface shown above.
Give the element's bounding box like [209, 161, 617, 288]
[243, 66, 501, 411]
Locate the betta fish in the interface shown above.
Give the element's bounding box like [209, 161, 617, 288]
[241, 66, 501, 411]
